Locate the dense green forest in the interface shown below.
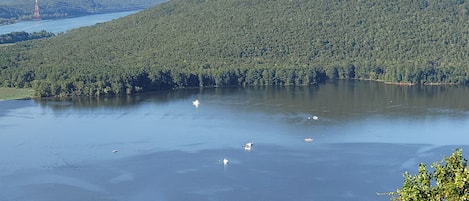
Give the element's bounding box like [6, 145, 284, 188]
[0, 0, 165, 24]
[0, 0, 468, 97]
[0, 30, 55, 44]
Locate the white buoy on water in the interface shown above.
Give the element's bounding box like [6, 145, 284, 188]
[192, 99, 200, 108]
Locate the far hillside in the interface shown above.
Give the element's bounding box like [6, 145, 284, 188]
[0, 0, 468, 97]
[0, 0, 166, 25]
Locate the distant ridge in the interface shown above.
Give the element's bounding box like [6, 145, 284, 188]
[0, 0, 468, 97]
[0, 0, 166, 24]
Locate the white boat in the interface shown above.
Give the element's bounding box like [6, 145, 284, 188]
[304, 137, 314, 143]
[192, 99, 200, 108]
[244, 142, 254, 151]
[223, 158, 229, 165]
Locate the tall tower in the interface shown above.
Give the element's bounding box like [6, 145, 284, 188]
[34, 0, 40, 20]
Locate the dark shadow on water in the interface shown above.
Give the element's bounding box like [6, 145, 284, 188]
[31, 81, 469, 122]
[33, 88, 200, 111]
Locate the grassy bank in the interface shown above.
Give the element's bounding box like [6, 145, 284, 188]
[0, 87, 35, 100]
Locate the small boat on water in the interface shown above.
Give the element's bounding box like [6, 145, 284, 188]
[223, 158, 229, 165]
[192, 99, 200, 108]
[304, 137, 314, 143]
[244, 142, 254, 151]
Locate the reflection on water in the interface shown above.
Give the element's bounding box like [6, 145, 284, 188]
[225, 80, 469, 119]
[1, 80, 469, 201]
[36, 80, 469, 119]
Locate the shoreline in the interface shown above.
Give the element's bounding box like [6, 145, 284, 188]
[359, 78, 460, 86]
[0, 79, 464, 100]
[0, 8, 147, 26]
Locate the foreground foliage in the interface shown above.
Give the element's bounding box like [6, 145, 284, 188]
[391, 149, 469, 200]
[1, 0, 469, 97]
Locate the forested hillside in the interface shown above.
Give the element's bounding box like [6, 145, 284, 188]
[0, 0, 165, 24]
[1, 0, 468, 97]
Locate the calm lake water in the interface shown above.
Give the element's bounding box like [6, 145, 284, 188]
[0, 10, 139, 34]
[1, 80, 469, 201]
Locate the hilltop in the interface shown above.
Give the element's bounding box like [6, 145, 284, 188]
[0, 0, 468, 97]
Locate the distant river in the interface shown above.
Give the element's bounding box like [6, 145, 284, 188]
[0, 10, 140, 34]
[1, 81, 469, 201]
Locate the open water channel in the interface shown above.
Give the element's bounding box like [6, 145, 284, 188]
[1, 80, 469, 201]
[0, 10, 140, 35]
